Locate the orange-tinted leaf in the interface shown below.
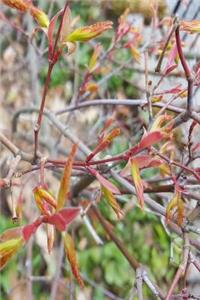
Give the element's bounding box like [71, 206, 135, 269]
[131, 158, 144, 209]
[150, 114, 172, 132]
[57, 144, 77, 211]
[166, 190, 184, 226]
[43, 207, 81, 231]
[16, 190, 23, 220]
[88, 167, 120, 194]
[63, 232, 84, 288]
[46, 224, 54, 254]
[84, 82, 98, 94]
[33, 190, 50, 215]
[33, 185, 57, 211]
[66, 21, 113, 42]
[87, 128, 120, 161]
[88, 43, 101, 72]
[120, 156, 162, 176]
[130, 45, 140, 63]
[101, 186, 123, 219]
[180, 20, 200, 34]
[2, 0, 29, 11]
[0, 227, 23, 242]
[0, 238, 24, 270]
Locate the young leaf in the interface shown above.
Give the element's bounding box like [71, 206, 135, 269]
[30, 6, 49, 28]
[47, 9, 63, 57]
[33, 185, 57, 210]
[2, 0, 30, 12]
[22, 218, 43, 241]
[163, 43, 178, 75]
[46, 224, 54, 254]
[150, 114, 172, 133]
[0, 238, 24, 270]
[60, 6, 72, 43]
[101, 186, 123, 219]
[166, 190, 184, 226]
[131, 158, 144, 209]
[125, 131, 163, 158]
[88, 43, 101, 72]
[66, 21, 113, 42]
[57, 144, 77, 211]
[180, 20, 200, 34]
[87, 167, 120, 194]
[86, 128, 120, 161]
[120, 155, 162, 176]
[43, 207, 81, 231]
[33, 189, 51, 216]
[63, 232, 84, 288]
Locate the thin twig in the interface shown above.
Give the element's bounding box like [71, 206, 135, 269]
[165, 232, 190, 300]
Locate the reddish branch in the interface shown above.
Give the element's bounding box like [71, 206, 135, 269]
[175, 24, 193, 114]
[33, 1, 69, 160]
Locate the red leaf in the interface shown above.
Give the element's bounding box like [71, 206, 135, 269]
[44, 207, 81, 231]
[139, 131, 163, 149]
[87, 167, 120, 194]
[163, 43, 178, 75]
[22, 218, 43, 241]
[48, 9, 63, 56]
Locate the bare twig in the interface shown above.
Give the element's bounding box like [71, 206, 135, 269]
[165, 232, 190, 300]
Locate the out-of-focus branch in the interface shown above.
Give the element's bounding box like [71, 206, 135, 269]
[91, 205, 164, 299]
[165, 232, 190, 300]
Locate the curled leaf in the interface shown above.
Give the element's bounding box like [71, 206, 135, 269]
[33, 185, 57, 210]
[166, 190, 184, 226]
[131, 158, 144, 209]
[63, 232, 84, 288]
[101, 186, 123, 219]
[57, 144, 77, 211]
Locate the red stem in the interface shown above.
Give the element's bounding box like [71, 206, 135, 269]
[33, 1, 69, 160]
[175, 25, 193, 113]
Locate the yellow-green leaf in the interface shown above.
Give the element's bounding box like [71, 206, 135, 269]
[131, 158, 144, 209]
[66, 21, 113, 42]
[101, 186, 123, 219]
